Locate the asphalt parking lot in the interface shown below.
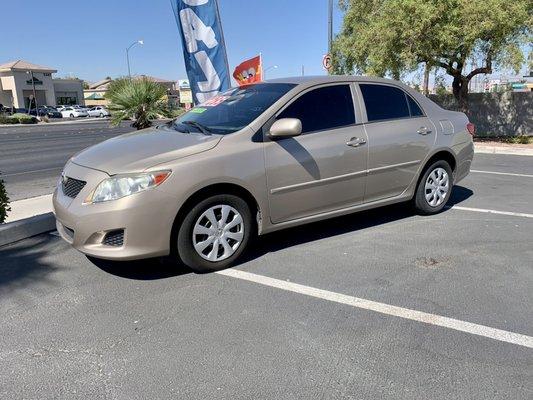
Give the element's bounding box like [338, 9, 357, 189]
[1, 153, 532, 399]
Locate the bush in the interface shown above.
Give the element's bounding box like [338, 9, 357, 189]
[0, 113, 38, 124]
[105, 77, 168, 129]
[0, 172, 10, 223]
[0, 115, 18, 124]
[504, 135, 533, 144]
[166, 107, 186, 119]
[12, 113, 37, 124]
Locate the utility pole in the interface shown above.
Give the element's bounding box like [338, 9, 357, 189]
[301, 65, 305, 76]
[328, 0, 333, 52]
[328, 0, 333, 75]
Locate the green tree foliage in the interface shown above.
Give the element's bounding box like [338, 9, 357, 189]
[0, 172, 10, 223]
[105, 77, 169, 130]
[333, 0, 532, 111]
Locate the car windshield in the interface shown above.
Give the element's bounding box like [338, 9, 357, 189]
[173, 83, 295, 135]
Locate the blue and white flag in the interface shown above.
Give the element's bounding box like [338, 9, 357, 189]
[171, 0, 231, 104]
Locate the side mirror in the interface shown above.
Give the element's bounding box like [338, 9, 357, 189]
[268, 118, 302, 139]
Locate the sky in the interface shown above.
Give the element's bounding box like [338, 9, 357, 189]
[0, 0, 344, 83]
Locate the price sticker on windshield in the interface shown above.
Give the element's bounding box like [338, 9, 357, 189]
[199, 95, 229, 107]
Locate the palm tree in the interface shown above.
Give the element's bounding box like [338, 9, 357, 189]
[105, 77, 168, 129]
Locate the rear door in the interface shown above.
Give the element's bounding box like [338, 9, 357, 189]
[264, 83, 368, 223]
[358, 83, 435, 203]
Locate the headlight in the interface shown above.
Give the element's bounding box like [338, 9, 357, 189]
[84, 170, 171, 204]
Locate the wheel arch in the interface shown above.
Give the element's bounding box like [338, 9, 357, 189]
[424, 149, 457, 173]
[410, 149, 457, 199]
[170, 182, 262, 250]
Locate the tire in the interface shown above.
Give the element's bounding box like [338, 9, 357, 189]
[70, 113, 74, 118]
[99, 113, 104, 118]
[176, 194, 253, 272]
[414, 160, 453, 215]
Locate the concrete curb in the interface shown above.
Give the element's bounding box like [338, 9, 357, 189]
[474, 145, 533, 156]
[0, 118, 109, 128]
[0, 212, 55, 247]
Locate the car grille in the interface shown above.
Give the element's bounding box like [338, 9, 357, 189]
[62, 177, 86, 198]
[102, 230, 124, 247]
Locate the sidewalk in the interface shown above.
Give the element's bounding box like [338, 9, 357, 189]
[474, 142, 533, 156]
[5, 194, 53, 223]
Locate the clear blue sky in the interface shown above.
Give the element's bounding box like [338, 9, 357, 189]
[0, 0, 343, 83]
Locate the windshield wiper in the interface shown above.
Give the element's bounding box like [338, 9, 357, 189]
[182, 120, 212, 135]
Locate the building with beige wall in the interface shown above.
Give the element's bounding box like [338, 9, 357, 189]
[84, 75, 181, 107]
[0, 60, 84, 109]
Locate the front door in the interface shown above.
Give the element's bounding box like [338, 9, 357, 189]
[264, 84, 368, 223]
[358, 83, 435, 202]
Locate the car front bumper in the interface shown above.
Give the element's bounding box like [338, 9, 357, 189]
[53, 162, 180, 260]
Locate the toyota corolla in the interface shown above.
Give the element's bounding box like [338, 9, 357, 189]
[53, 76, 474, 272]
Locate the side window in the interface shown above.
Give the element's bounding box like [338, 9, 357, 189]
[406, 95, 424, 117]
[278, 85, 355, 134]
[360, 84, 410, 122]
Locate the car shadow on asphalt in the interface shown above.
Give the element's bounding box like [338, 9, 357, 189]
[86, 185, 473, 280]
[0, 235, 62, 295]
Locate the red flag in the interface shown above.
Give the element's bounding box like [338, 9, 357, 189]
[233, 55, 263, 86]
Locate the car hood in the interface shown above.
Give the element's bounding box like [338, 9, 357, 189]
[72, 125, 222, 175]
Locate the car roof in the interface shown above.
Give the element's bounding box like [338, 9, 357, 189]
[265, 75, 403, 86]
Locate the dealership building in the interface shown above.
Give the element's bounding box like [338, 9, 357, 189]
[0, 60, 84, 108]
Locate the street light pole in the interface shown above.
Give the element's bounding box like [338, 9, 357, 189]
[26, 70, 38, 114]
[126, 40, 144, 78]
[263, 65, 278, 79]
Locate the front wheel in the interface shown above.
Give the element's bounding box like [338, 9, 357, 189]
[414, 160, 453, 214]
[176, 194, 253, 272]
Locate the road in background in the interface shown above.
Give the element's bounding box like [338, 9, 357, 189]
[0, 121, 137, 200]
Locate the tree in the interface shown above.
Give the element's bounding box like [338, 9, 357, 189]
[105, 77, 169, 129]
[0, 172, 10, 224]
[333, 0, 532, 111]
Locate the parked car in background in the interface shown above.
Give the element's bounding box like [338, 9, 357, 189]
[56, 105, 67, 111]
[72, 105, 89, 111]
[29, 106, 63, 118]
[87, 106, 110, 117]
[60, 107, 88, 118]
[53, 76, 474, 272]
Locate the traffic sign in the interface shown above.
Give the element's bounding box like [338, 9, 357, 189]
[323, 54, 332, 71]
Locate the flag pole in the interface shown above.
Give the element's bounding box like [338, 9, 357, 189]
[259, 52, 263, 81]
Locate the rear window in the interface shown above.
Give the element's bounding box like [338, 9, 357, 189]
[278, 84, 355, 134]
[360, 84, 410, 122]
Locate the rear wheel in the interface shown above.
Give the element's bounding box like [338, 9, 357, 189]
[70, 113, 74, 118]
[414, 160, 453, 214]
[176, 194, 253, 272]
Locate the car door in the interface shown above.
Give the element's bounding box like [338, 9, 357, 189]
[358, 83, 435, 203]
[264, 83, 368, 224]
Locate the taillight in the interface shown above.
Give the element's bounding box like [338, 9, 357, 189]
[466, 122, 475, 136]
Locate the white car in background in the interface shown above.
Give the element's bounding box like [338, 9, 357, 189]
[61, 106, 88, 118]
[87, 106, 110, 118]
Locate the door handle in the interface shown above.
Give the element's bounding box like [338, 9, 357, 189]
[417, 126, 432, 135]
[346, 137, 366, 147]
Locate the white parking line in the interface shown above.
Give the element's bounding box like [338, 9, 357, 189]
[217, 269, 533, 349]
[449, 206, 533, 219]
[471, 169, 533, 178]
